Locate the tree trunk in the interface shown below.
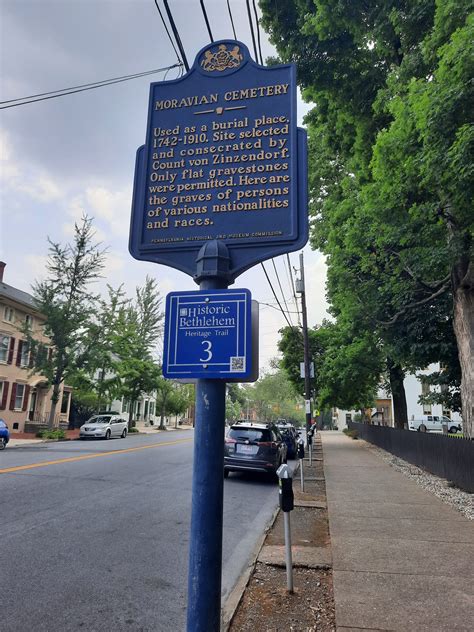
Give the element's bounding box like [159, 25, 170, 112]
[452, 261, 473, 439]
[48, 382, 61, 429]
[159, 401, 167, 430]
[388, 360, 408, 429]
[128, 403, 134, 431]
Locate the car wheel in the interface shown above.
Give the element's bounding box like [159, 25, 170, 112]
[0, 438, 6, 450]
[121, 428, 127, 439]
[418, 424, 427, 433]
[224, 469, 229, 478]
[449, 426, 458, 434]
[105, 429, 111, 440]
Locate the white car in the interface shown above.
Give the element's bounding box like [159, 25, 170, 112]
[408, 415, 462, 434]
[79, 414, 128, 439]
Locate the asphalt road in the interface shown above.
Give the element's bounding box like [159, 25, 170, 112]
[0, 431, 283, 631]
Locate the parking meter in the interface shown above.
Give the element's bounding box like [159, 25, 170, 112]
[297, 438, 305, 460]
[277, 464, 294, 512]
[277, 464, 295, 592]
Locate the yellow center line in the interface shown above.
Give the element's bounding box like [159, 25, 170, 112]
[0, 437, 193, 474]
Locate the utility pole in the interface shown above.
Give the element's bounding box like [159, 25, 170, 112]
[296, 252, 312, 440]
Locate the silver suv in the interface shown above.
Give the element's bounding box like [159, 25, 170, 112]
[79, 414, 128, 440]
[224, 422, 287, 479]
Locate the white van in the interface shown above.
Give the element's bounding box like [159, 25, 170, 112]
[408, 415, 462, 434]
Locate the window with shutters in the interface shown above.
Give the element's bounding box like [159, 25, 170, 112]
[0, 334, 11, 363]
[20, 341, 30, 367]
[3, 306, 14, 323]
[14, 384, 25, 410]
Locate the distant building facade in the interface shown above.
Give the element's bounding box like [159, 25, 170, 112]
[334, 364, 462, 430]
[0, 262, 71, 433]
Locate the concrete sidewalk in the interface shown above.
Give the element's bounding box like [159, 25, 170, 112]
[322, 431, 474, 631]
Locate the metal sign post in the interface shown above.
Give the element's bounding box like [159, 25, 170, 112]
[129, 39, 308, 632]
[187, 242, 230, 631]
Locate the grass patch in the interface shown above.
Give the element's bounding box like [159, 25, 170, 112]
[36, 429, 66, 440]
[128, 427, 139, 433]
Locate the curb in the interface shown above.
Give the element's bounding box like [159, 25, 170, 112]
[221, 503, 281, 631]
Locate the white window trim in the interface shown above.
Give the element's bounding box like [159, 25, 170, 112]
[20, 342, 30, 368]
[14, 383, 26, 411]
[3, 306, 15, 323]
[0, 333, 11, 364]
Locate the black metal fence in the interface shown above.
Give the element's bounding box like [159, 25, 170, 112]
[348, 422, 474, 493]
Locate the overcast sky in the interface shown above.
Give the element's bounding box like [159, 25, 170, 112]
[0, 0, 329, 369]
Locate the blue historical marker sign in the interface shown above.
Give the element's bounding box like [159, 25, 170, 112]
[163, 289, 252, 379]
[130, 39, 308, 282]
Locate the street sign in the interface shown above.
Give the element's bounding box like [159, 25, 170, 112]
[129, 39, 308, 281]
[163, 289, 252, 379]
[300, 362, 314, 378]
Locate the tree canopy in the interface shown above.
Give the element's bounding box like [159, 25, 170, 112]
[261, 0, 473, 435]
[28, 215, 106, 427]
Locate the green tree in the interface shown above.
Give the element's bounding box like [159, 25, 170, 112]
[72, 285, 128, 412]
[117, 358, 161, 428]
[244, 367, 305, 424]
[28, 216, 105, 428]
[154, 377, 192, 429]
[112, 277, 164, 427]
[260, 0, 472, 434]
[279, 323, 383, 414]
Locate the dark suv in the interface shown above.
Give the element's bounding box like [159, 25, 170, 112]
[276, 422, 298, 458]
[224, 422, 287, 478]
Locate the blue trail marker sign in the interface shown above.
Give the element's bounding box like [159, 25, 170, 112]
[130, 39, 308, 282]
[163, 289, 252, 379]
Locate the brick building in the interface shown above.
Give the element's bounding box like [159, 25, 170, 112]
[0, 262, 71, 433]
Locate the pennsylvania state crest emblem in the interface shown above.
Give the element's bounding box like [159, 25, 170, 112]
[200, 44, 243, 72]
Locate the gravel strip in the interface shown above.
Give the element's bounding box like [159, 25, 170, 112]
[364, 442, 474, 520]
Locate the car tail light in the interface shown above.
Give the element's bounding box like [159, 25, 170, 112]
[225, 438, 236, 444]
[257, 441, 276, 448]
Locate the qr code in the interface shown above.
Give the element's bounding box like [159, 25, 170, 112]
[230, 356, 245, 372]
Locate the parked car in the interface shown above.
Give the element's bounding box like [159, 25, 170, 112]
[79, 414, 128, 439]
[276, 422, 298, 458]
[408, 415, 462, 434]
[0, 418, 10, 449]
[224, 421, 287, 479]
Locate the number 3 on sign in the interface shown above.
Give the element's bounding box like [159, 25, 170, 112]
[200, 340, 213, 363]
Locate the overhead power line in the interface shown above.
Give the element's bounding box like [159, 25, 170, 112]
[261, 262, 294, 330]
[260, 302, 300, 315]
[227, 0, 237, 39]
[245, 0, 259, 62]
[0, 64, 182, 110]
[162, 0, 190, 71]
[252, 0, 264, 64]
[272, 258, 294, 327]
[200, 0, 214, 42]
[153, 0, 182, 64]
